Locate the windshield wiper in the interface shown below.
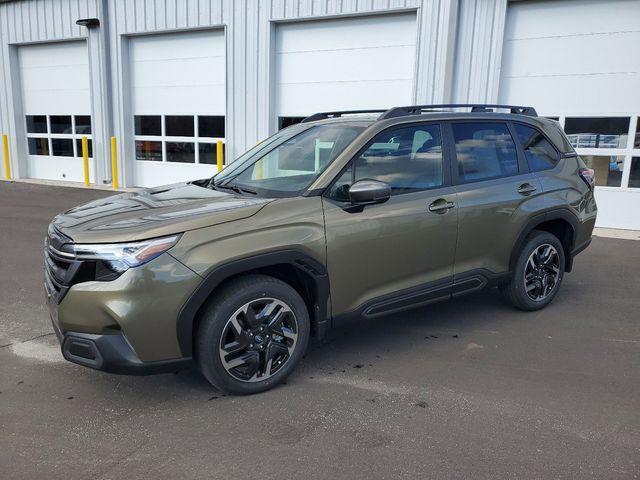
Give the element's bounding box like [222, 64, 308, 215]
[215, 183, 257, 195]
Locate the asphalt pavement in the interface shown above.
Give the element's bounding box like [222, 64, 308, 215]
[1, 180, 639, 479]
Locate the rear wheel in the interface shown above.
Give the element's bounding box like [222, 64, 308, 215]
[500, 230, 565, 311]
[196, 274, 310, 395]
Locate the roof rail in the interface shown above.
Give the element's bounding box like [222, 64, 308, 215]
[301, 109, 387, 123]
[380, 104, 538, 119]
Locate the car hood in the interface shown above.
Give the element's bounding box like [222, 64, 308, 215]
[52, 182, 273, 243]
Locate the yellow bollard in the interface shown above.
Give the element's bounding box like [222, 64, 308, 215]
[2, 134, 11, 180]
[110, 136, 119, 190]
[216, 140, 224, 172]
[256, 160, 263, 180]
[81, 136, 90, 186]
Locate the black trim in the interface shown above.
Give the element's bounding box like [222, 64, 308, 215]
[509, 208, 579, 273]
[333, 269, 510, 325]
[61, 332, 193, 375]
[362, 277, 452, 318]
[302, 110, 387, 123]
[571, 238, 592, 257]
[176, 250, 330, 357]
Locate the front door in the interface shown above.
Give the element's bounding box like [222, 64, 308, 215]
[322, 122, 458, 317]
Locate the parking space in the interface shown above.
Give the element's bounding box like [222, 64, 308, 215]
[1, 181, 639, 479]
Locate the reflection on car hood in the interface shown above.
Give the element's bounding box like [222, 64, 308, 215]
[52, 182, 273, 243]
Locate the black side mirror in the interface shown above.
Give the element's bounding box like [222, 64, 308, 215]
[348, 180, 391, 205]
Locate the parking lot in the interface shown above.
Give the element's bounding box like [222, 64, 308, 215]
[1, 181, 639, 479]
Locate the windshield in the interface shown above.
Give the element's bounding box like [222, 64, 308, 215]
[213, 124, 365, 197]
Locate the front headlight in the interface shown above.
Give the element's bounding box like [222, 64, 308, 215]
[72, 234, 181, 278]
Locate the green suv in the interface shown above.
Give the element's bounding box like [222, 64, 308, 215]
[44, 104, 597, 394]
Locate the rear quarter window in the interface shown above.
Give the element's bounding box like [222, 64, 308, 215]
[513, 123, 560, 172]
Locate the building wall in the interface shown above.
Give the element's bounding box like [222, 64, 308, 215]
[1, 0, 500, 187]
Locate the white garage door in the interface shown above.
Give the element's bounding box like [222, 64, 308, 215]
[130, 30, 226, 187]
[20, 41, 94, 182]
[275, 13, 417, 127]
[499, 0, 640, 230]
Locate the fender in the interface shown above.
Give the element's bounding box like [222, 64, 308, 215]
[509, 207, 579, 273]
[175, 250, 330, 357]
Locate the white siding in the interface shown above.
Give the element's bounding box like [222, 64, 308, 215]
[499, 0, 640, 114]
[275, 13, 417, 115]
[19, 41, 90, 115]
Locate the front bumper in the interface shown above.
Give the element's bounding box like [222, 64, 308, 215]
[57, 330, 192, 375]
[45, 251, 203, 369]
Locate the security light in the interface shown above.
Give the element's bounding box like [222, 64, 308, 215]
[76, 18, 100, 28]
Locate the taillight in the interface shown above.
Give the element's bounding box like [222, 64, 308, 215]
[579, 168, 595, 190]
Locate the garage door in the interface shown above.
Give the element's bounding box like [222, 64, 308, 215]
[20, 41, 93, 182]
[275, 13, 417, 128]
[499, 0, 640, 230]
[130, 30, 226, 187]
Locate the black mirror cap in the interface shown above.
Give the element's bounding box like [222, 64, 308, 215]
[348, 179, 391, 205]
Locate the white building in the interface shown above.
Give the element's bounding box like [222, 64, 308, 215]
[0, 0, 638, 229]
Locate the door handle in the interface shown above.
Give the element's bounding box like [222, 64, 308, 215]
[517, 183, 537, 195]
[428, 199, 455, 213]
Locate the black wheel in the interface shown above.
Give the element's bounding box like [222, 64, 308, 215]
[196, 274, 310, 395]
[500, 230, 565, 311]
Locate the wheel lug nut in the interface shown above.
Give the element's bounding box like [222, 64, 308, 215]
[249, 344, 254, 348]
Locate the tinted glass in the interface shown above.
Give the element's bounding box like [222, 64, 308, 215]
[564, 117, 629, 149]
[629, 158, 640, 188]
[198, 116, 225, 138]
[166, 116, 194, 137]
[580, 155, 624, 187]
[26, 115, 47, 134]
[51, 138, 74, 156]
[278, 117, 306, 130]
[199, 143, 219, 165]
[166, 142, 195, 163]
[75, 139, 93, 158]
[513, 124, 559, 171]
[453, 122, 518, 181]
[134, 116, 161, 136]
[351, 124, 444, 195]
[28, 138, 49, 155]
[75, 115, 92, 134]
[50, 115, 72, 134]
[135, 140, 162, 161]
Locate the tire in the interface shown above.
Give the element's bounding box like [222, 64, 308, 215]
[500, 230, 566, 311]
[196, 274, 310, 395]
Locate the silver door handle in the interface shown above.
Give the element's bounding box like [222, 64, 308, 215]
[517, 183, 537, 195]
[428, 200, 455, 213]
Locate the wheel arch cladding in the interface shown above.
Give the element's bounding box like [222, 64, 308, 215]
[509, 209, 577, 274]
[175, 250, 329, 357]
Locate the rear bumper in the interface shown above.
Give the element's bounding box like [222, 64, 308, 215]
[58, 330, 193, 375]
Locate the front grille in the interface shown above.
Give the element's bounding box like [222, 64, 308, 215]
[43, 225, 76, 303]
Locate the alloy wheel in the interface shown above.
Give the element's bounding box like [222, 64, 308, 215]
[218, 298, 298, 382]
[523, 243, 561, 301]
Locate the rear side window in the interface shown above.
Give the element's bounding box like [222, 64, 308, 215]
[513, 124, 560, 171]
[452, 122, 518, 182]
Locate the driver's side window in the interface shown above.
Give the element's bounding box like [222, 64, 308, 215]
[328, 123, 443, 201]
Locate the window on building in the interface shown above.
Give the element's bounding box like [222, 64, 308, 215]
[134, 114, 225, 165]
[580, 155, 624, 187]
[513, 124, 559, 171]
[453, 122, 518, 182]
[279, 117, 306, 130]
[329, 124, 443, 199]
[629, 157, 640, 189]
[24, 114, 92, 158]
[564, 117, 629, 149]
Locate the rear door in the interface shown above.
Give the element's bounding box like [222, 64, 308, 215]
[447, 120, 545, 281]
[322, 122, 458, 317]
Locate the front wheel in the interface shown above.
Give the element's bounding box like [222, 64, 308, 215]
[196, 274, 310, 395]
[500, 230, 565, 311]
